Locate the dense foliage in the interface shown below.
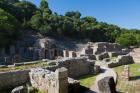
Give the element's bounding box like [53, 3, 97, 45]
[0, 0, 140, 47]
[0, 8, 21, 47]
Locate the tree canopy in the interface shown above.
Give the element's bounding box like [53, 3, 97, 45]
[0, 0, 140, 47]
[0, 8, 21, 47]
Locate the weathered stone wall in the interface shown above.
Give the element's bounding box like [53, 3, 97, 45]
[46, 57, 99, 78]
[0, 70, 30, 90]
[29, 67, 68, 93]
[107, 55, 134, 68]
[96, 52, 110, 60]
[93, 42, 122, 54]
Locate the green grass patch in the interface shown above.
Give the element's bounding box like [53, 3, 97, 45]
[77, 74, 97, 88]
[114, 63, 140, 76]
[114, 63, 140, 93]
[0, 61, 48, 72]
[29, 88, 43, 93]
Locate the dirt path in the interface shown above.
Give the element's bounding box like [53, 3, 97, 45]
[86, 67, 117, 93]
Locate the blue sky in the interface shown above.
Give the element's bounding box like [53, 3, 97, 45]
[29, 0, 140, 29]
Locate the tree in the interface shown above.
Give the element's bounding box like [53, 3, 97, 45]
[0, 8, 21, 47]
[65, 11, 81, 19]
[116, 33, 137, 47]
[40, 0, 52, 14]
[0, 0, 19, 4]
[13, 1, 37, 21]
[30, 11, 43, 30]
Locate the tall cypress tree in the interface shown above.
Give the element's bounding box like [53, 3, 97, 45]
[40, 0, 52, 14]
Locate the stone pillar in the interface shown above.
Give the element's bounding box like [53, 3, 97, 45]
[63, 50, 69, 57]
[121, 65, 130, 80]
[41, 48, 45, 59]
[10, 46, 15, 55]
[1, 48, 6, 56]
[49, 49, 54, 59]
[72, 51, 77, 57]
[55, 67, 68, 93]
[38, 49, 42, 60]
[13, 54, 21, 63]
[85, 46, 93, 55]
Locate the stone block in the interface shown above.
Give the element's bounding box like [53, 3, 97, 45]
[98, 76, 116, 93]
[85, 46, 93, 55]
[96, 52, 109, 60]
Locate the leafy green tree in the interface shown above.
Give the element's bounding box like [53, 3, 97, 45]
[0, 0, 19, 4]
[30, 11, 43, 30]
[0, 8, 21, 47]
[40, 0, 52, 14]
[13, 1, 37, 21]
[116, 33, 137, 47]
[65, 11, 81, 19]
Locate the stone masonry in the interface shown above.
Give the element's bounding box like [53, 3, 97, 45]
[29, 67, 68, 93]
[0, 70, 30, 90]
[46, 57, 100, 78]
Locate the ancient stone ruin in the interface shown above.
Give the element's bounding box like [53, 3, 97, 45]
[30, 67, 68, 93]
[0, 41, 135, 93]
[121, 65, 130, 80]
[98, 76, 116, 93]
[0, 56, 100, 93]
[46, 57, 100, 78]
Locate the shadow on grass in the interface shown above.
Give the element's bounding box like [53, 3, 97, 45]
[75, 74, 97, 93]
[77, 74, 96, 80]
[78, 85, 96, 93]
[1, 89, 11, 93]
[130, 76, 140, 81]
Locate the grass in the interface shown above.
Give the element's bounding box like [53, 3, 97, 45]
[110, 57, 117, 61]
[114, 63, 140, 76]
[0, 61, 48, 72]
[114, 63, 140, 93]
[77, 74, 97, 88]
[29, 88, 43, 93]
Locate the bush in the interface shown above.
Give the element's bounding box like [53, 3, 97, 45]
[116, 33, 137, 47]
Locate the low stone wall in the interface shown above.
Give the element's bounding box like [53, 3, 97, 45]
[46, 57, 100, 78]
[0, 70, 30, 90]
[96, 52, 110, 60]
[93, 42, 122, 55]
[107, 55, 134, 68]
[14, 61, 41, 66]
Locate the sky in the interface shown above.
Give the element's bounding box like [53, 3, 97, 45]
[28, 0, 140, 29]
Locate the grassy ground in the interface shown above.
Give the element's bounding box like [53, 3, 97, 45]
[78, 74, 97, 88]
[29, 88, 43, 93]
[0, 61, 47, 72]
[114, 63, 140, 76]
[114, 63, 140, 93]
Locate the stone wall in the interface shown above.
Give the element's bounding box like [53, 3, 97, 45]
[107, 55, 134, 68]
[93, 42, 122, 54]
[0, 70, 30, 90]
[46, 57, 99, 78]
[29, 67, 68, 93]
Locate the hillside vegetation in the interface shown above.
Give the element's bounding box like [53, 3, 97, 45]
[0, 0, 140, 48]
